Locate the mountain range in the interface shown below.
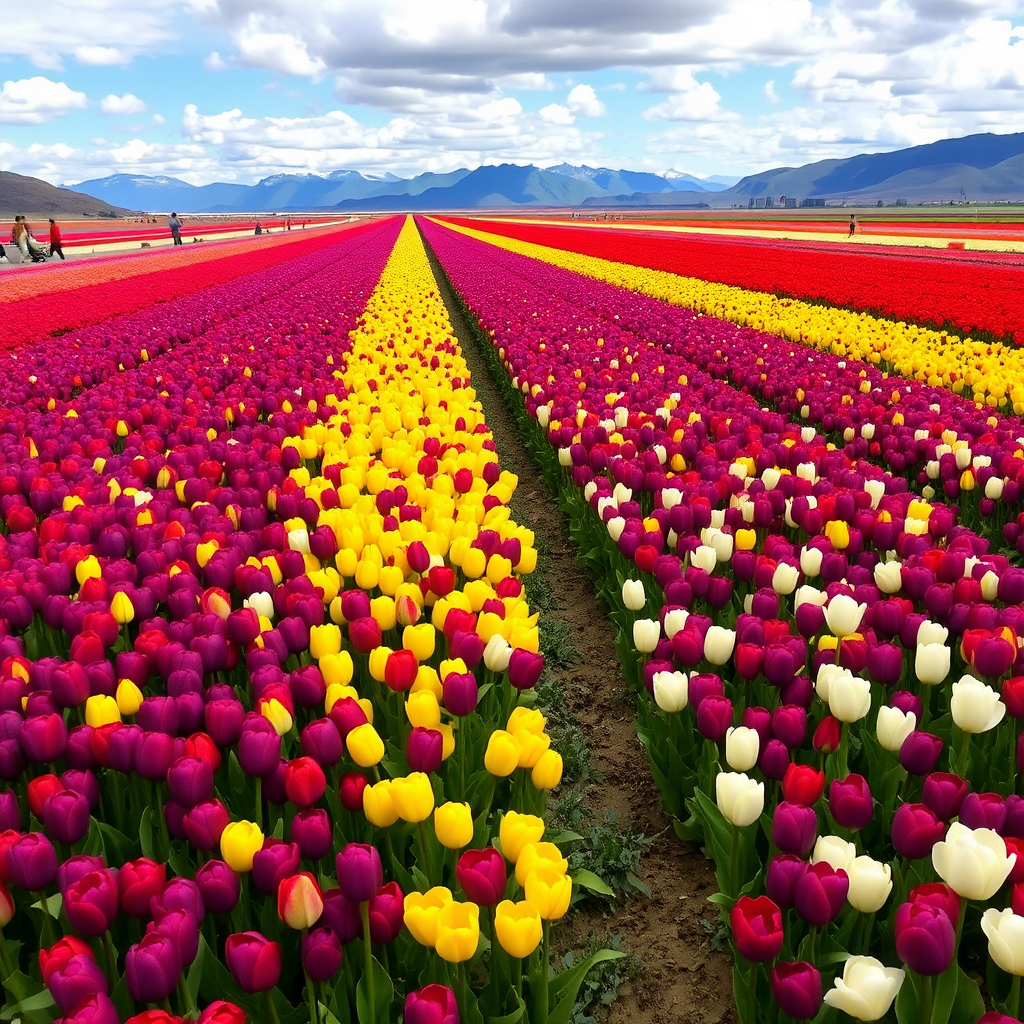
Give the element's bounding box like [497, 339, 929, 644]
[0, 172, 131, 218]
[52, 131, 1024, 213]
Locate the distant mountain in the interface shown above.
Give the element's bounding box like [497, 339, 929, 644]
[65, 133, 1024, 213]
[590, 132, 1024, 208]
[2, 171, 133, 217]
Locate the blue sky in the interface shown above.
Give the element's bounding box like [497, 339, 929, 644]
[2, 0, 1023, 186]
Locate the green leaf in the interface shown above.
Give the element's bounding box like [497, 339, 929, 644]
[355, 953, 395, 1024]
[547, 949, 625, 1024]
[948, 967, 985, 1024]
[187, 934, 208, 1003]
[572, 869, 614, 897]
[139, 806, 155, 860]
[98, 821, 134, 865]
[487, 990, 526, 1024]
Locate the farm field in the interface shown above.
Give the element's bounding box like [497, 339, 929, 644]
[2, 211, 1024, 1024]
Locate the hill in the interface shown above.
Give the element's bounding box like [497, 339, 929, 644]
[0, 172, 132, 217]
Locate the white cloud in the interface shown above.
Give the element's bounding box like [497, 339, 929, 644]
[203, 51, 231, 71]
[539, 103, 575, 125]
[643, 70, 731, 122]
[76, 45, 129, 65]
[100, 93, 146, 116]
[0, 77, 88, 125]
[764, 79, 779, 104]
[233, 19, 327, 79]
[152, 113, 166, 125]
[566, 83, 606, 117]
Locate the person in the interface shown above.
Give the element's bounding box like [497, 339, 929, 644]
[168, 212, 182, 246]
[17, 218, 47, 262]
[254, 221, 262, 236]
[11, 217, 29, 261]
[848, 214, 856, 237]
[48, 219, 65, 260]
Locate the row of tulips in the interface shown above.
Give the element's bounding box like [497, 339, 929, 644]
[433, 218, 1024, 550]
[0, 214, 615, 1024]
[442, 216, 1024, 345]
[421, 215, 1024, 1024]
[7, 222, 369, 348]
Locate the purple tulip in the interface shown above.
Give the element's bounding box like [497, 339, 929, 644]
[899, 731, 944, 775]
[772, 802, 818, 856]
[793, 862, 848, 927]
[891, 803, 946, 859]
[921, 773, 969, 820]
[335, 842, 383, 904]
[770, 961, 822, 1019]
[894, 901, 955, 976]
[828, 774, 874, 831]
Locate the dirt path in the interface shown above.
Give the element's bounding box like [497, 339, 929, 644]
[421, 232, 737, 1024]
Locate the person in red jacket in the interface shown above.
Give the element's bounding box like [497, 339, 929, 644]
[48, 219, 65, 260]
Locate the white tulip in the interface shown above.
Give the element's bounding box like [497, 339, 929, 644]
[955, 447, 972, 470]
[244, 592, 275, 620]
[621, 580, 646, 612]
[981, 570, 999, 602]
[716, 772, 764, 828]
[800, 546, 823, 577]
[133, 490, 153, 507]
[772, 563, 800, 596]
[583, 481, 598, 502]
[796, 462, 817, 482]
[692, 546, 718, 574]
[710, 509, 726, 529]
[632, 619, 661, 654]
[653, 444, 667, 465]
[725, 727, 760, 772]
[606, 517, 625, 542]
[985, 477, 1005, 500]
[729, 461, 749, 481]
[661, 487, 682, 509]
[708, 531, 733, 563]
[873, 561, 903, 594]
[824, 594, 867, 639]
[287, 528, 311, 554]
[933, 823, 1016, 900]
[917, 620, 948, 646]
[703, 626, 736, 666]
[795, 585, 828, 610]
[812, 835, 857, 873]
[816, 663, 849, 703]
[614, 406, 628, 429]
[829, 673, 872, 723]
[981, 909, 1024, 977]
[612, 482, 632, 505]
[950, 674, 1006, 734]
[823, 957, 904, 1021]
[762, 468, 781, 490]
[847, 856, 893, 914]
[557, 447, 572, 467]
[663, 608, 689, 639]
[876, 707, 917, 753]
[483, 634, 513, 673]
[536, 405, 550, 428]
[860, 423, 876, 441]
[801, 426, 816, 443]
[653, 671, 689, 713]
[864, 479, 885, 509]
[915, 643, 951, 686]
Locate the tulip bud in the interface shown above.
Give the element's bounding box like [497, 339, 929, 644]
[224, 931, 282, 993]
[278, 871, 323, 929]
[823, 957, 904, 1021]
[716, 772, 764, 827]
[725, 726, 759, 772]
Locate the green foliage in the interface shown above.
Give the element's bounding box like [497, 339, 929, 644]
[559, 936, 645, 1024]
[571, 810, 653, 903]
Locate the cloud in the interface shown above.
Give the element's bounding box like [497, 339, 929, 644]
[539, 103, 574, 125]
[152, 113, 167, 125]
[203, 51, 231, 71]
[0, 76, 88, 125]
[75, 45, 129, 65]
[764, 79, 779, 104]
[566, 83, 606, 117]
[100, 93, 146, 116]
[233, 18, 327, 79]
[643, 70, 732, 121]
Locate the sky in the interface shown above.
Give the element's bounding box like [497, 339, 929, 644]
[1, 0, 1023, 186]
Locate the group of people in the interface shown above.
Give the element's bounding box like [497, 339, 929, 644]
[1, 217, 64, 264]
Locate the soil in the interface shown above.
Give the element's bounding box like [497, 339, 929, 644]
[422, 232, 737, 1024]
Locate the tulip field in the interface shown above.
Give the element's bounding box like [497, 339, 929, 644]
[4, 209, 1024, 1024]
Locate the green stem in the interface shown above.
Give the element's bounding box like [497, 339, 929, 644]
[102, 930, 118, 982]
[458, 960, 470, 1024]
[0, 930, 12, 977]
[513, 957, 523, 1005]
[304, 938, 320, 1024]
[254, 776, 263, 832]
[416, 820, 434, 883]
[361, 901, 376, 1024]
[954, 728, 972, 778]
[35, 891, 56, 947]
[540, 919, 550, 1024]
[1010, 974, 1021, 1022]
[745, 962, 759, 1024]
[729, 823, 741, 901]
[265, 990, 283, 1024]
[919, 973, 933, 1024]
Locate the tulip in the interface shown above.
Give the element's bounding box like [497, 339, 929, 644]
[847, 856, 892, 913]
[766, 854, 806, 908]
[404, 984, 460, 1024]
[876, 706, 916, 753]
[484, 730, 520, 776]
[335, 843, 383, 903]
[290, 808, 332, 861]
[772, 802, 817, 856]
[915, 643, 951, 686]
[828, 672, 871, 723]
[434, 901, 480, 963]
[125, 932, 181, 1004]
[891, 803, 946, 859]
[45, 952, 110, 1014]
[278, 872, 323, 929]
[950, 674, 1006, 734]
[499, 811, 545, 863]
[220, 821, 264, 874]
[224, 931, 282, 994]
[725, 726, 760, 772]
[771, 961, 822, 1019]
[932, 822, 1016, 900]
[899, 731, 944, 776]
[653, 671, 688, 713]
[523, 863, 572, 920]
[981, 908, 1024, 976]
[622, 579, 646, 611]
[284, 757, 327, 808]
[782, 764, 825, 806]
[703, 626, 736, 666]
[404, 887, 453, 947]
[730, 895, 784, 962]
[632, 618, 660, 654]
[368, 880, 404, 944]
[457, 848, 507, 907]
[389, 772, 435, 824]
[64, 869, 119, 937]
[716, 772, 764, 827]
[195, 860, 240, 915]
[495, 899, 543, 958]
[301, 927, 342, 983]
[794, 861, 848, 927]
[829, 775, 874, 830]
[346, 723, 384, 767]
[823, 956, 904, 1021]
[895, 902, 955, 976]
[515, 844, 568, 887]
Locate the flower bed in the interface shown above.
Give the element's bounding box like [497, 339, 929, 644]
[423, 214, 1024, 1024]
[441, 216, 1024, 344]
[0, 216, 611, 1024]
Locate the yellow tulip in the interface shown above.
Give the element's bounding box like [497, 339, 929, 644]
[484, 730, 520, 777]
[434, 901, 480, 963]
[403, 623, 436, 662]
[110, 591, 135, 625]
[494, 900, 543, 958]
[390, 772, 435, 824]
[499, 811, 545, 863]
[370, 596, 397, 631]
[260, 698, 293, 736]
[523, 863, 572, 920]
[220, 820, 264, 873]
[406, 690, 442, 730]
[321, 651, 355, 688]
[85, 694, 121, 728]
[115, 679, 143, 717]
[514, 729, 551, 769]
[434, 801, 473, 850]
[404, 887, 453, 947]
[367, 645, 392, 683]
[515, 843, 568, 886]
[346, 723, 385, 767]
[507, 707, 546, 735]
[363, 780, 399, 827]
[310, 623, 342, 659]
[76, 556, 102, 587]
[531, 749, 564, 790]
